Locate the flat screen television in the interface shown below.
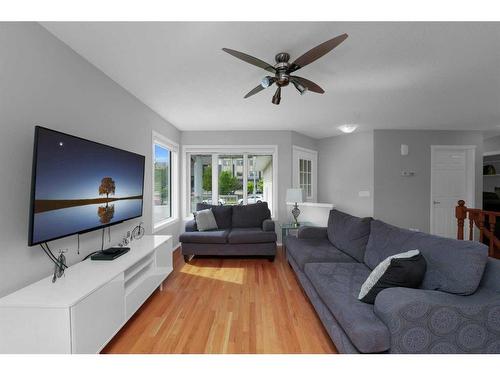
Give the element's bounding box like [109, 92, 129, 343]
[28, 126, 145, 246]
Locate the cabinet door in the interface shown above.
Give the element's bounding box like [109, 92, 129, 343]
[71, 275, 124, 353]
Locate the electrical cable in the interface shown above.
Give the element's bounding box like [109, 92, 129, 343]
[40, 243, 57, 263]
[45, 242, 68, 269]
[82, 250, 100, 261]
[40, 243, 67, 269]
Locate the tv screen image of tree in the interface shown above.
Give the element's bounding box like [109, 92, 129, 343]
[31, 127, 145, 244]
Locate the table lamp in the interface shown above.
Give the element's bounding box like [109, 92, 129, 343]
[286, 188, 304, 226]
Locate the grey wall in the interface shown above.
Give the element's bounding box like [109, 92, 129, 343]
[318, 132, 374, 217]
[484, 135, 500, 154]
[181, 130, 318, 240]
[0, 23, 182, 297]
[373, 130, 483, 232]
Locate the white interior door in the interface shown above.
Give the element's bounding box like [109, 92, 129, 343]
[431, 146, 475, 238]
[292, 146, 318, 202]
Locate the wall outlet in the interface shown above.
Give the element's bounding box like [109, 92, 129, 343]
[358, 190, 370, 197]
[409, 228, 420, 232]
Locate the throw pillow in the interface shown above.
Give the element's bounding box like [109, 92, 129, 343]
[194, 209, 218, 231]
[358, 249, 427, 304]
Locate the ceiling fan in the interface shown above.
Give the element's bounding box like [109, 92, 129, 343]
[222, 33, 348, 105]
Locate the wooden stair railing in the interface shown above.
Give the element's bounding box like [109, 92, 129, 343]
[456, 200, 500, 258]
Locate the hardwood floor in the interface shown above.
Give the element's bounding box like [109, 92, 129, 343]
[102, 246, 337, 354]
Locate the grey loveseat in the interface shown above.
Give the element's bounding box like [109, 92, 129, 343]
[285, 208, 500, 354]
[180, 202, 277, 262]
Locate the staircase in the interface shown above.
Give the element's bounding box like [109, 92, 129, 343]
[455, 200, 500, 258]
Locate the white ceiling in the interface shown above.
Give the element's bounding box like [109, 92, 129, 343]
[41, 22, 500, 139]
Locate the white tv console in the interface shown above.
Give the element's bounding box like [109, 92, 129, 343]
[0, 235, 173, 354]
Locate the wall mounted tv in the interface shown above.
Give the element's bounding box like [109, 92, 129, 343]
[28, 126, 145, 246]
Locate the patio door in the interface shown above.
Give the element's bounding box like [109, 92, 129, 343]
[292, 146, 317, 203]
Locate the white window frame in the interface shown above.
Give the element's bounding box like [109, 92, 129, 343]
[182, 145, 278, 220]
[292, 145, 318, 202]
[152, 131, 179, 232]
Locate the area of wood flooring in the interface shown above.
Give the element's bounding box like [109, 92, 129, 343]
[102, 247, 337, 354]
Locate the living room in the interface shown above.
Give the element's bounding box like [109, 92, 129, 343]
[0, 1, 499, 373]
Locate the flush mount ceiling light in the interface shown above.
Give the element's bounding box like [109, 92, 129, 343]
[338, 124, 358, 133]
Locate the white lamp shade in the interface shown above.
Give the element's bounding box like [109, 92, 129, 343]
[286, 188, 304, 203]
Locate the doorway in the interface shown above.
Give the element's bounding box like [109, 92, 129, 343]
[430, 145, 475, 238]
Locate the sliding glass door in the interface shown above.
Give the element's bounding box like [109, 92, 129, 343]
[186, 149, 275, 217]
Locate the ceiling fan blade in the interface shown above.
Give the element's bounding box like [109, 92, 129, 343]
[290, 33, 348, 72]
[222, 48, 276, 73]
[291, 76, 325, 94]
[244, 84, 266, 99]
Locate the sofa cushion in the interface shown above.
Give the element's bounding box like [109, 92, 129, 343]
[327, 209, 372, 262]
[196, 203, 233, 229]
[179, 229, 229, 244]
[365, 220, 488, 295]
[232, 202, 271, 228]
[359, 249, 427, 304]
[305, 262, 391, 353]
[285, 236, 356, 271]
[228, 227, 277, 244]
[194, 209, 218, 231]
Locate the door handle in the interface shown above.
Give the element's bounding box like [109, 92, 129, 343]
[433, 201, 441, 205]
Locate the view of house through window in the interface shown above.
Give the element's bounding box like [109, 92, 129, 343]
[187, 152, 274, 216]
[153, 144, 171, 225]
[218, 155, 244, 205]
[248, 155, 273, 213]
[190, 154, 213, 212]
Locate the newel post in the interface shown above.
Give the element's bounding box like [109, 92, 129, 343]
[456, 200, 467, 240]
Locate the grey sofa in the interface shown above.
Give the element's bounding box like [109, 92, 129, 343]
[180, 202, 277, 262]
[285, 208, 500, 354]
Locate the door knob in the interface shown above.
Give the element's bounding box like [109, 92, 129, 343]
[433, 201, 441, 205]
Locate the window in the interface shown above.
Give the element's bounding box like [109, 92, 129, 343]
[153, 132, 178, 231]
[190, 154, 212, 211]
[184, 146, 277, 218]
[218, 155, 243, 205]
[292, 146, 317, 202]
[248, 154, 273, 213]
[299, 158, 312, 198]
[153, 144, 171, 224]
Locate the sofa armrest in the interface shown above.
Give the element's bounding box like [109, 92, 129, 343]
[262, 219, 275, 232]
[374, 287, 500, 353]
[297, 226, 327, 239]
[185, 219, 198, 232]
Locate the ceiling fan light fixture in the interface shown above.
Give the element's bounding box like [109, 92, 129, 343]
[292, 80, 308, 95]
[261, 76, 275, 88]
[272, 87, 282, 105]
[338, 124, 358, 133]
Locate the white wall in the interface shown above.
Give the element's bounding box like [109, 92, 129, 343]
[0, 23, 182, 297]
[317, 132, 374, 218]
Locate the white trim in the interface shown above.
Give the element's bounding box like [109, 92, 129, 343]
[430, 145, 476, 237]
[483, 150, 500, 157]
[181, 145, 279, 219]
[152, 131, 179, 233]
[285, 202, 334, 208]
[292, 145, 318, 202]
